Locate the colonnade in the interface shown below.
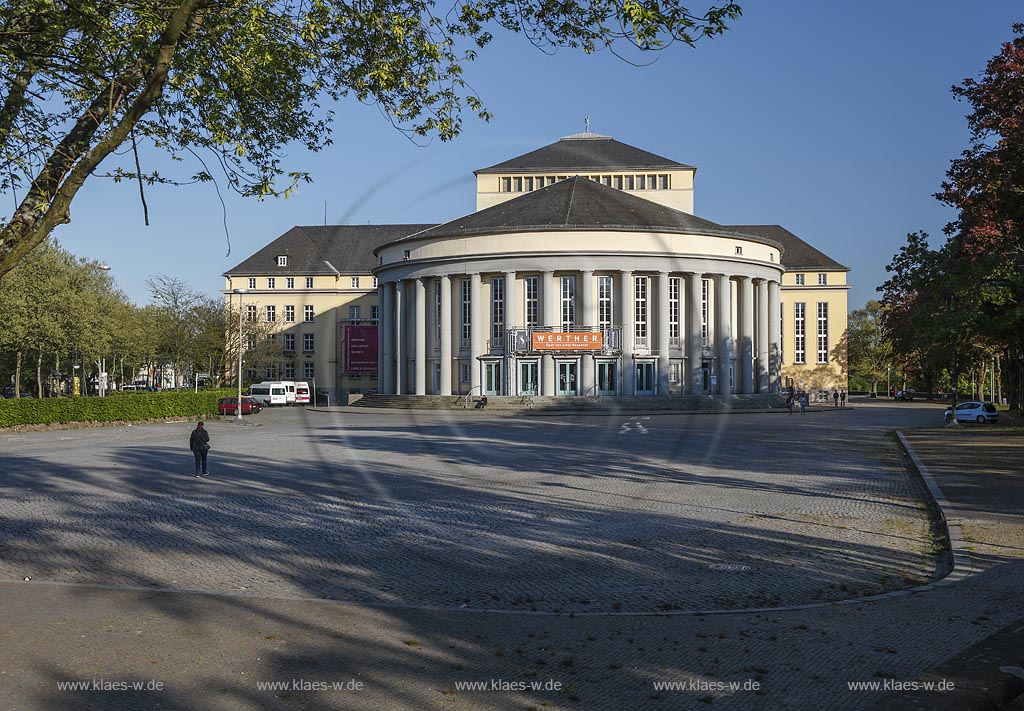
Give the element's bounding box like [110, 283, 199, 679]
[378, 270, 781, 397]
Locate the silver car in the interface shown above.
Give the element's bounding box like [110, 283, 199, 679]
[944, 401, 999, 424]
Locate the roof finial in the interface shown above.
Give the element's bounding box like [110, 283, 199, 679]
[584, 116, 590, 134]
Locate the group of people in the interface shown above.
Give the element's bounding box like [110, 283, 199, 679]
[786, 388, 847, 414]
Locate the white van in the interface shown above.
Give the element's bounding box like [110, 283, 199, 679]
[294, 382, 311, 405]
[248, 383, 287, 407]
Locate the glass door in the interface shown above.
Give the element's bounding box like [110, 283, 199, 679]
[635, 360, 656, 395]
[557, 361, 578, 396]
[701, 360, 712, 394]
[484, 361, 501, 396]
[597, 361, 617, 395]
[518, 361, 538, 396]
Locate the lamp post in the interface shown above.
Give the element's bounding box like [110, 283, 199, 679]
[233, 288, 247, 420]
[886, 365, 890, 398]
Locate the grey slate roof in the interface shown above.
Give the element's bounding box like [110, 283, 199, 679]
[475, 135, 694, 174]
[224, 224, 434, 276]
[392, 177, 778, 247]
[725, 225, 849, 271]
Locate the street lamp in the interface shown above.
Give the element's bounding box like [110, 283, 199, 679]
[886, 365, 890, 398]
[233, 288, 248, 420]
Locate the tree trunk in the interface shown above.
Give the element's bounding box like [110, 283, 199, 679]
[14, 350, 22, 397]
[36, 352, 43, 398]
[54, 353, 61, 398]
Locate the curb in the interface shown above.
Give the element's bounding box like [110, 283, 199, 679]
[878, 433, 1023, 710]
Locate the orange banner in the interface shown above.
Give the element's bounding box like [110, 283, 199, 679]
[532, 331, 603, 351]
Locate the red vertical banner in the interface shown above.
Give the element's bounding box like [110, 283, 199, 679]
[345, 325, 378, 374]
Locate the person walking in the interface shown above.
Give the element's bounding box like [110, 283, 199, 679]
[840, 390, 847, 408]
[786, 392, 794, 414]
[798, 392, 807, 415]
[832, 389, 840, 408]
[190, 421, 210, 477]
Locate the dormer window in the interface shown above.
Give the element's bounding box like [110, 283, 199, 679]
[277, 255, 287, 267]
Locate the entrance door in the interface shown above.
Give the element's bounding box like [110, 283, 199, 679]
[518, 361, 538, 396]
[484, 361, 501, 396]
[701, 360, 712, 394]
[557, 361, 578, 396]
[635, 360, 656, 395]
[597, 361, 617, 395]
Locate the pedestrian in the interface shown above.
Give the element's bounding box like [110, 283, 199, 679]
[786, 392, 794, 414]
[890, 385, 896, 399]
[189, 421, 210, 477]
[798, 393, 806, 415]
[832, 389, 839, 407]
[840, 390, 847, 408]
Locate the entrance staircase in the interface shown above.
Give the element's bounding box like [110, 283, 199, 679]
[349, 393, 786, 413]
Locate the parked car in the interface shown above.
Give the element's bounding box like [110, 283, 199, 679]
[217, 396, 262, 416]
[895, 389, 916, 401]
[944, 401, 998, 424]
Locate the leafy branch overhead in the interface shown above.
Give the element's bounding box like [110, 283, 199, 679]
[0, 0, 742, 277]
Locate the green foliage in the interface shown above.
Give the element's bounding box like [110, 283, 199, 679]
[846, 301, 891, 393]
[0, 390, 230, 427]
[0, 0, 742, 276]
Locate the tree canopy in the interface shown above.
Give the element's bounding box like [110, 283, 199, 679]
[0, 0, 742, 277]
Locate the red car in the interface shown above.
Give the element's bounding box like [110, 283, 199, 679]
[217, 396, 262, 416]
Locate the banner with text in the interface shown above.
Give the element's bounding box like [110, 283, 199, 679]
[532, 331, 603, 351]
[345, 325, 378, 374]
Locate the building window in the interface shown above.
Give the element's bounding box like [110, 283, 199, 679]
[636, 174, 646, 190]
[245, 368, 256, 380]
[305, 277, 314, 289]
[634, 276, 648, 342]
[625, 175, 634, 190]
[501, 177, 511, 192]
[818, 273, 828, 285]
[265, 365, 275, 380]
[525, 177, 534, 191]
[795, 273, 805, 286]
[658, 174, 669, 189]
[461, 278, 472, 347]
[513, 176, 522, 192]
[284, 305, 295, 322]
[735, 246, 743, 255]
[794, 302, 806, 364]
[372, 277, 378, 288]
[304, 305, 314, 323]
[267, 277, 275, 289]
[304, 362, 315, 380]
[303, 333, 315, 353]
[284, 363, 295, 379]
[524, 276, 539, 328]
[277, 255, 287, 267]
[247, 278, 256, 289]
[284, 334, 295, 352]
[286, 277, 294, 289]
[245, 304, 257, 322]
[371, 305, 379, 323]
[669, 361, 681, 384]
[459, 362, 470, 383]
[245, 335, 254, 351]
[265, 305, 276, 322]
[349, 305, 361, 322]
[560, 275, 575, 330]
[598, 276, 614, 332]
[669, 277, 680, 344]
[491, 277, 505, 342]
[817, 302, 829, 364]
[701, 279, 710, 347]
[351, 277, 359, 288]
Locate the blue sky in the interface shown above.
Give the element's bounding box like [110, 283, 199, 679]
[48, 1, 1020, 309]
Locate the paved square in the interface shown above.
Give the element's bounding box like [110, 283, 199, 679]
[1, 404, 938, 613]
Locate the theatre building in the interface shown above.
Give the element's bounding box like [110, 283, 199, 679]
[374, 132, 849, 398]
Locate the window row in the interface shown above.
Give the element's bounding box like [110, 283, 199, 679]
[252, 362, 317, 380]
[790, 302, 829, 365]
[793, 273, 829, 286]
[246, 276, 377, 290]
[498, 173, 671, 194]
[250, 305, 317, 323]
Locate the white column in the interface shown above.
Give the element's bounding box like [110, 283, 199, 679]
[414, 278, 426, 395]
[379, 281, 395, 394]
[394, 280, 405, 395]
[541, 270, 556, 395]
[737, 276, 754, 395]
[757, 279, 769, 393]
[470, 273, 482, 393]
[686, 272, 703, 395]
[504, 271, 518, 328]
[580, 270, 594, 395]
[714, 274, 732, 395]
[657, 271, 670, 395]
[620, 270, 634, 396]
[440, 275, 452, 395]
[768, 280, 781, 392]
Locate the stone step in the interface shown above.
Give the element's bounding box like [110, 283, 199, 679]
[349, 394, 787, 412]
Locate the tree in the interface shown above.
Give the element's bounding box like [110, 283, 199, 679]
[846, 301, 891, 396]
[0, 0, 742, 277]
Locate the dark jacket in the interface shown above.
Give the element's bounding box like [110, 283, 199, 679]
[190, 427, 210, 452]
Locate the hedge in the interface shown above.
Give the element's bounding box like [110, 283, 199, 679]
[0, 390, 232, 427]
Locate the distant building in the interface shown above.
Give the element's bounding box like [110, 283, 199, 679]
[227, 133, 848, 399]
